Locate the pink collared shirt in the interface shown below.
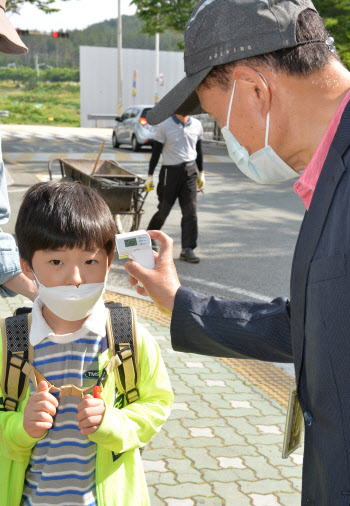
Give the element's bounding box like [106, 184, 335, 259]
[294, 90, 350, 209]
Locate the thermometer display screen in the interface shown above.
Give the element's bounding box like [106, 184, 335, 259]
[124, 238, 137, 248]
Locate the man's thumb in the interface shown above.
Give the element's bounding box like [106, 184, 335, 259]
[124, 258, 148, 280]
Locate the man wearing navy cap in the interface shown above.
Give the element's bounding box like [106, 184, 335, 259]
[125, 1, 350, 503]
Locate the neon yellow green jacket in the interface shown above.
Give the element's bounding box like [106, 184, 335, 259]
[0, 324, 173, 506]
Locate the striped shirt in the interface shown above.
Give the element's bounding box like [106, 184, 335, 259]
[21, 298, 107, 506]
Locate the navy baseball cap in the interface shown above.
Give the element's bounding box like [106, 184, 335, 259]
[147, 0, 317, 125]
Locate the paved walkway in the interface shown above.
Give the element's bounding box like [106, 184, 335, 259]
[0, 291, 303, 506]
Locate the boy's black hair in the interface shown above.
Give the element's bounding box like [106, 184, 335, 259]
[16, 180, 116, 268]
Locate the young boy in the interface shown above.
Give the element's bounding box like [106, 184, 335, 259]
[0, 181, 173, 506]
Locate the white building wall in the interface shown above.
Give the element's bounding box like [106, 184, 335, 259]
[80, 46, 185, 128]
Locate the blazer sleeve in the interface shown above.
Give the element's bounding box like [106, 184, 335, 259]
[171, 287, 294, 363]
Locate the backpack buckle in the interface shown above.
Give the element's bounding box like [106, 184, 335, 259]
[3, 396, 19, 411]
[126, 388, 139, 403]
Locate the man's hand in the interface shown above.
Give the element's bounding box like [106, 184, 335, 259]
[23, 381, 58, 438]
[145, 175, 154, 192]
[77, 395, 105, 435]
[197, 171, 205, 190]
[124, 230, 181, 315]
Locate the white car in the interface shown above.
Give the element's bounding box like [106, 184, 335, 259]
[112, 105, 157, 151]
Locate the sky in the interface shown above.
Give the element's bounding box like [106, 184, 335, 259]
[9, 0, 137, 32]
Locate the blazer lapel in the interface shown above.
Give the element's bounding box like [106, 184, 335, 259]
[291, 147, 345, 388]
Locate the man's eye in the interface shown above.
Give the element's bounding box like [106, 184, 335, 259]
[85, 259, 97, 265]
[50, 260, 62, 266]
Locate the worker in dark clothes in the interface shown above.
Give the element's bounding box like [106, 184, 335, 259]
[145, 114, 204, 263]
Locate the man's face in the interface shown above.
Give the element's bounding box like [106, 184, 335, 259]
[196, 78, 268, 156]
[196, 83, 231, 129]
[175, 114, 190, 124]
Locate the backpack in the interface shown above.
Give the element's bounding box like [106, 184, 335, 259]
[0, 302, 140, 412]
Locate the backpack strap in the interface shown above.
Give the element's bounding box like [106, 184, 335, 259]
[1, 313, 33, 411]
[105, 304, 140, 404]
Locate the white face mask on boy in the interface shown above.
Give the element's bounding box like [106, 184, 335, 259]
[32, 272, 106, 321]
[221, 77, 298, 185]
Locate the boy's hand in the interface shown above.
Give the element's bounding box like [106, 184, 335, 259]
[23, 381, 58, 438]
[77, 394, 105, 435]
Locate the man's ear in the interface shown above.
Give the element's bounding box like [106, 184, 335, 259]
[20, 258, 35, 281]
[232, 65, 271, 117]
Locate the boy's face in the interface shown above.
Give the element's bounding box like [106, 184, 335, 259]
[21, 246, 110, 287]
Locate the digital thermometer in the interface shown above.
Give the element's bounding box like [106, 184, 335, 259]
[116, 230, 155, 278]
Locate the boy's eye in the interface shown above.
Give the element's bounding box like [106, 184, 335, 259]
[85, 259, 97, 265]
[50, 260, 62, 266]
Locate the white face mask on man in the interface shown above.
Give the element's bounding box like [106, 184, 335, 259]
[32, 272, 106, 321]
[221, 77, 299, 185]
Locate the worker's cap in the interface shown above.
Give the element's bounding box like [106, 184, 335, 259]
[0, 0, 28, 55]
[147, 0, 317, 125]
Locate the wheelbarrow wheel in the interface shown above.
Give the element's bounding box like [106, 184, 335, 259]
[114, 205, 138, 234]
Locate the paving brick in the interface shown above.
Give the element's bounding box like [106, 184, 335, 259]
[190, 402, 218, 418]
[181, 417, 227, 428]
[165, 458, 203, 484]
[203, 394, 229, 409]
[188, 427, 215, 438]
[174, 437, 224, 448]
[245, 434, 284, 445]
[151, 432, 176, 449]
[288, 477, 302, 492]
[165, 500, 194, 506]
[147, 485, 165, 505]
[255, 444, 297, 467]
[249, 493, 281, 506]
[248, 415, 287, 426]
[278, 466, 303, 479]
[278, 492, 304, 506]
[210, 426, 247, 446]
[211, 481, 251, 505]
[156, 483, 213, 500]
[238, 479, 294, 495]
[143, 448, 184, 461]
[251, 400, 284, 416]
[145, 471, 178, 486]
[225, 417, 259, 435]
[143, 460, 167, 472]
[192, 496, 223, 505]
[217, 407, 262, 418]
[180, 375, 207, 387]
[183, 448, 220, 470]
[208, 445, 259, 459]
[168, 409, 198, 420]
[164, 420, 190, 438]
[169, 381, 195, 394]
[217, 456, 246, 469]
[202, 467, 256, 483]
[243, 456, 282, 480]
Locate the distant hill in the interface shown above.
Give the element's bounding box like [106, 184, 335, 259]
[0, 15, 183, 69]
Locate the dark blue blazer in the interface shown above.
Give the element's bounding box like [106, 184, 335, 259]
[171, 101, 350, 505]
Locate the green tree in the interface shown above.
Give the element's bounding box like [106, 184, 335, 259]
[131, 0, 196, 48]
[7, 0, 69, 15]
[132, 0, 350, 67]
[314, 0, 350, 69]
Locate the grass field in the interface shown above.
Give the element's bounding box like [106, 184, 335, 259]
[0, 81, 80, 127]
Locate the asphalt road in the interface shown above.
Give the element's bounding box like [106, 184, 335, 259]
[2, 127, 306, 375]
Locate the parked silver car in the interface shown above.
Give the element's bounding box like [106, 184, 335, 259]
[112, 105, 157, 151]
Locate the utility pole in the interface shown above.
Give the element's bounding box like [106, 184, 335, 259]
[117, 0, 123, 116]
[35, 53, 40, 85]
[154, 32, 159, 104]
